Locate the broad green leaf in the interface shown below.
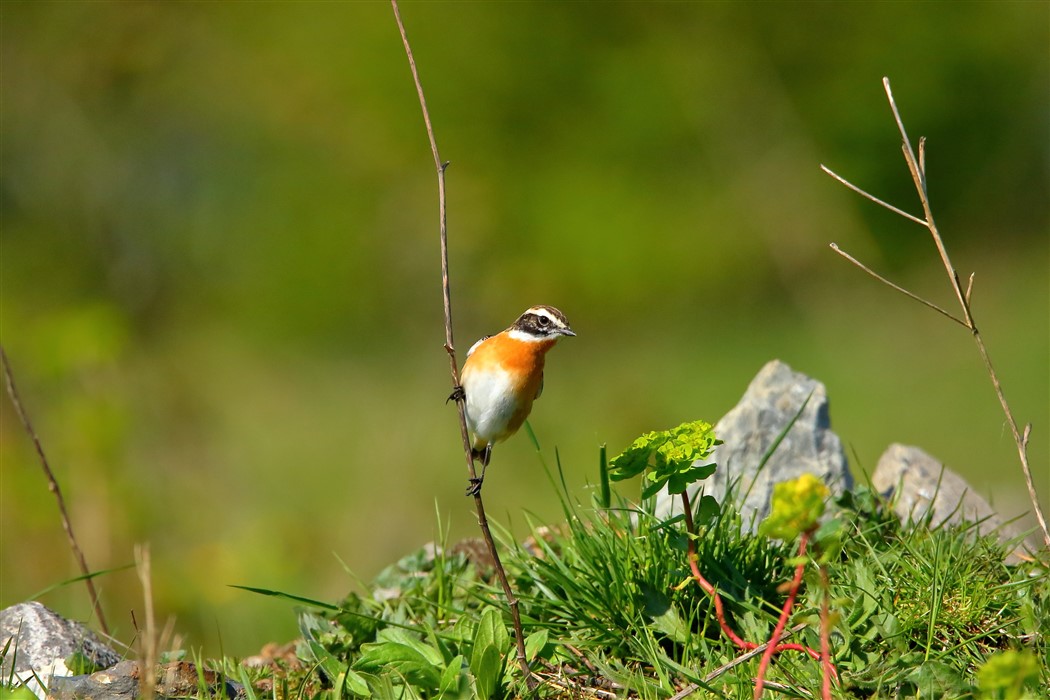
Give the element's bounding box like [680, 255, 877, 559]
[355, 629, 444, 691]
[523, 628, 549, 662]
[343, 669, 371, 697]
[666, 462, 717, 495]
[640, 470, 672, 500]
[695, 494, 721, 525]
[437, 655, 468, 699]
[470, 608, 510, 699]
[609, 431, 667, 481]
[648, 606, 690, 644]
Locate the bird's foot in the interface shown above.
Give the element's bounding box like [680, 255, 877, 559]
[447, 385, 465, 404]
[465, 476, 483, 497]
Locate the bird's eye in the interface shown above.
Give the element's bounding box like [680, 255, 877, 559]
[537, 316, 550, 326]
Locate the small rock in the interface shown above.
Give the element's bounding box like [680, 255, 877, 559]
[47, 661, 139, 700]
[48, 660, 245, 700]
[658, 359, 853, 528]
[871, 443, 1034, 558]
[1, 602, 121, 699]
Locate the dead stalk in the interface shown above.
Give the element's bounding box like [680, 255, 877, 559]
[822, 77, 1049, 549]
[135, 544, 157, 700]
[389, 0, 535, 687]
[1, 345, 110, 635]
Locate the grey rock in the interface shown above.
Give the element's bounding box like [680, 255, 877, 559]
[47, 661, 139, 700]
[48, 660, 245, 700]
[658, 359, 852, 529]
[872, 443, 1034, 558]
[1, 602, 121, 698]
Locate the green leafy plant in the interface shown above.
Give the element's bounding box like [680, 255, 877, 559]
[609, 420, 829, 688]
[977, 650, 1040, 700]
[608, 419, 720, 499]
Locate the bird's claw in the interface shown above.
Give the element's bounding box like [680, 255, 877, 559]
[447, 385, 465, 404]
[465, 477, 483, 497]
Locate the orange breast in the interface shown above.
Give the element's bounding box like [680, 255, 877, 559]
[466, 333, 556, 395]
[460, 332, 559, 446]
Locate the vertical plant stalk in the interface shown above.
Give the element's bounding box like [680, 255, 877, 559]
[1, 345, 110, 635]
[823, 77, 1049, 549]
[389, 1, 534, 687]
[135, 543, 157, 700]
[752, 532, 809, 700]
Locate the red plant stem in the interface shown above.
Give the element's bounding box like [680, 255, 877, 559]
[753, 532, 809, 700]
[680, 493, 820, 660]
[819, 564, 834, 700]
[681, 492, 756, 650]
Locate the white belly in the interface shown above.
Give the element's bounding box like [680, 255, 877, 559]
[462, 367, 520, 444]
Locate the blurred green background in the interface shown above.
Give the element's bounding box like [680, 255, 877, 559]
[2, 2, 1047, 657]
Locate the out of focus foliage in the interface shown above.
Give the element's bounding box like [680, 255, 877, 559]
[2, 3, 1046, 655]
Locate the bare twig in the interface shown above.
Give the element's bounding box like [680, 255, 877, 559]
[1, 345, 110, 634]
[828, 243, 967, 327]
[536, 671, 619, 700]
[702, 624, 807, 685]
[389, 1, 535, 687]
[823, 78, 1050, 549]
[820, 165, 927, 226]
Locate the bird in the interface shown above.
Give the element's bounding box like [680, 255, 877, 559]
[450, 305, 575, 495]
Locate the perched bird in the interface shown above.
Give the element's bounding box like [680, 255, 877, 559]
[452, 305, 575, 494]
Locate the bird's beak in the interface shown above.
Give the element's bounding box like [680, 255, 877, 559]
[559, 328, 576, 337]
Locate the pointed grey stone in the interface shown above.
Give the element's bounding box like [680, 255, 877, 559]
[658, 359, 852, 529]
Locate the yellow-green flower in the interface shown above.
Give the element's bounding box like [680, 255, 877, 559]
[759, 473, 829, 540]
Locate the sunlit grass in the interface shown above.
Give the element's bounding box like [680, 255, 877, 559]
[205, 456, 1049, 699]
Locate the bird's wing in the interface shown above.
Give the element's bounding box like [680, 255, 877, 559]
[466, 335, 492, 358]
[535, 371, 544, 400]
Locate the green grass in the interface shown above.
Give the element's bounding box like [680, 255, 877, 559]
[3, 441, 1046, 700]
[187, 445, 1048, 700]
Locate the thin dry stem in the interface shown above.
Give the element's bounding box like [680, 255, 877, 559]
[828, 243, 967, 327]
[885, 76, 1049, 549]
[824, 78, 1049, 549]
[389, 1, 534, 686]
[702, 624, 807, 685]
[820, 165, 926, 226]
[1, 345, 110, 635]
[135, 544, 157, 700]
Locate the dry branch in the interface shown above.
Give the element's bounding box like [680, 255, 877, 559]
[822, 77, 1049, 549]
[1, 345, 110, 634]
[389, 0, 535, 687]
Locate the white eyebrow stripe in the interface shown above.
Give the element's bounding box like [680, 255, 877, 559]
[524, 306, 566, 327]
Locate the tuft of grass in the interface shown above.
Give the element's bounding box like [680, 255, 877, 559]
[226, 434, 1047, 699]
